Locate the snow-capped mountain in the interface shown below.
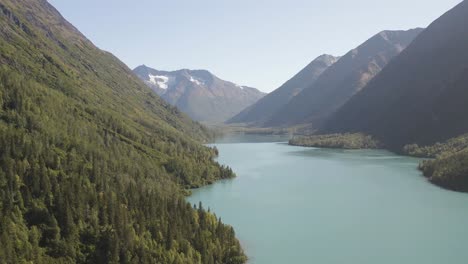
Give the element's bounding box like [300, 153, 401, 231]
[133, 65, 266, 123]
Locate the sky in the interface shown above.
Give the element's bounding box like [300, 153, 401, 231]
[48, 0, 461, 93]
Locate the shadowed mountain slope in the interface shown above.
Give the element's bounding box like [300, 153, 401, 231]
[227, 54, 339, 126]
[266, 28, 423, 128]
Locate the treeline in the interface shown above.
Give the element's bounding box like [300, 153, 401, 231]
[289, 133, 382, 149]
[403, 133, 468, 158]
[418, 150, 468, 192]
[289, 130, 468, 192]
[403, 134, 468, 192]
[289, 131, 468, 192]
[0, 69, 246, 263]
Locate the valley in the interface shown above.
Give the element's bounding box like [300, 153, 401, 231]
[1, 0, 468, 263]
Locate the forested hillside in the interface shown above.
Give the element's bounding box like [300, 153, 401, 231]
[0, 0, 246, 263]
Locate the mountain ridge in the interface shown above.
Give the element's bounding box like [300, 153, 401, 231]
[134, 65, 265, 123]
[322, 0, 468, 149]
[264, 28, 424, 128]
[226, 54, 339, 126]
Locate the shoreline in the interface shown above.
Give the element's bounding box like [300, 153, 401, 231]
[288, 135, 468, 193]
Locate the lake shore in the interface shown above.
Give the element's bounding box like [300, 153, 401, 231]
[288, 133, 468, 193]
[188, 134, 468, 264]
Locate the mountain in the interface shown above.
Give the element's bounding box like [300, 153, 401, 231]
[322, 1, 468, 150]
[265, 28, 423, 128]
[0, 0, 246, 262]
[133, 65, 265, 123]
[226, 54, 339, 125]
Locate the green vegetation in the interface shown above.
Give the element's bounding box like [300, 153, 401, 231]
[289, 133, 382, 149]
[403, 133, 468, 158]
[208, 124, 291, 137]
[0, 0, 246, 263]
[418, 150, 468, 192]
[404, 134, 468, 192]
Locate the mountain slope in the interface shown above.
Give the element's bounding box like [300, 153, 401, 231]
[134, 65, 265, 123]
[323, 1, 468, 150]
[0, 0, 246, 263]
[227, 54, 339, 125]
[265, 28, 423, 128]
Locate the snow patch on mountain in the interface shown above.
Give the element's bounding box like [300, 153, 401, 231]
[148, 74, 173, 89]
[189, 76, 204, 86]
[236, 84, 244, 90]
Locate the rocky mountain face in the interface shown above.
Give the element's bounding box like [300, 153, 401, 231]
[264, 28, 423, 128]
[134, 65, 265, 123]
[322, 0, 468, 149]
[227, 54, 339, 125]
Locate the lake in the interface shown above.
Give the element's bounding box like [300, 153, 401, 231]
[188, 134, 468, 264]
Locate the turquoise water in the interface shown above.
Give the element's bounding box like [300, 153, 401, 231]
[188, 135, 468, 264]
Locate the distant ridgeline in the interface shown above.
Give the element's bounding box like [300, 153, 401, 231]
[133, 65, 265, 124]
[229, 28, 423, 128]
[0, 0, 246, 263]
[227, 54, 340, 126]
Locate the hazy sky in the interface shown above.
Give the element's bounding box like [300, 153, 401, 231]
[49, 0, 461, 92]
